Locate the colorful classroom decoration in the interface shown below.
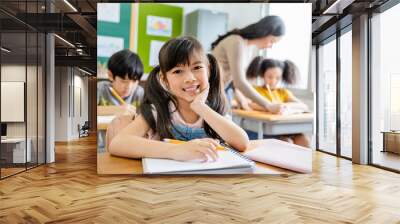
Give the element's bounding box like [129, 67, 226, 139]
[138, 4, 183, 73]
[97, 3, 183, 74]
[97, 3, 134, 65]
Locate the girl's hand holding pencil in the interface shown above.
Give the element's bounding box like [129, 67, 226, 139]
[265, 84, 286, 114]
[265, 103, 286, 114]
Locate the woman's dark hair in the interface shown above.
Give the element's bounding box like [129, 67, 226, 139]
[140, 36, 227, 140]
[211, 15, 285, 50]
[107, 49, 144, 81]
[246, 56, 299, 85]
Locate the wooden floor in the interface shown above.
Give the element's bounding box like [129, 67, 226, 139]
[1, 135, 400, 223]
[373, 150, 400, 171]
[1, 167, 26, 178]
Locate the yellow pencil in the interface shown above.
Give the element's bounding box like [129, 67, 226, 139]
[109, 87, 126, 105]
[266, 84, 277, 103]
[163, 138, 225, 150]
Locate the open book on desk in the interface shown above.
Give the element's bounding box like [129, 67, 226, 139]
[142, 148, 255, 174]
[244, 139, 312, 173]
[280, 107, 309, 116]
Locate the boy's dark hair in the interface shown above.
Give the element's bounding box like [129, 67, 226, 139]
[140, 36, 227, 141]
[107, 49, 144, 81]
[211, 15, 285, 50]
[246, 56, 299, 85]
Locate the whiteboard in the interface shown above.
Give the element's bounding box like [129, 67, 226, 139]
[1, 82, 25, 122]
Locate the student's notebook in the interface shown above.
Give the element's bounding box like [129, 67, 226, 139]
[142, 148, 255, 174]
[281, 107, 309, 116]
[244, 139, 312, 173]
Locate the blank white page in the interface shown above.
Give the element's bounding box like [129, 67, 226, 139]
[244, 139, 312, 173]
[142, 150, 254, 174]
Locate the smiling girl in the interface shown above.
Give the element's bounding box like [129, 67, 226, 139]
[108, 36, 249, 162]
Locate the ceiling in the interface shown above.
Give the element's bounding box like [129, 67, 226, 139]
[310, 0, 392, 44]
[0, 0, 395, 74]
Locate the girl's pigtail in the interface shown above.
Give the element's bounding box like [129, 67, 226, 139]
[282, 60, 299, 85]
[246, 56, 263, 79]
[140, 65, 175, 139]
[203, 53, 227, 140]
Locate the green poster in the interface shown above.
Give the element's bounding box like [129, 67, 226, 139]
[137, 4, 183, 73]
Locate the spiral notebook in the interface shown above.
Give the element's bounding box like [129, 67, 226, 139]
[142, 147, 255, 174]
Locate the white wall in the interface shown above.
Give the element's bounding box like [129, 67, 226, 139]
[55, 67, 69, 141]
[164, 3, 264, 31]
[72, 74, 89, 138]
[55, 67, 89, 141]
[266, 4, 312, 90]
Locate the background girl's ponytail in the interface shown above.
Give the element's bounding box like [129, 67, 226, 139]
[246, 57, 299, 86]
[246, 56, 263, 79]
[282, 60, 299, 85]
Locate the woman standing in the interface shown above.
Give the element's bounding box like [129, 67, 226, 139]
[211, 15, 285, 113]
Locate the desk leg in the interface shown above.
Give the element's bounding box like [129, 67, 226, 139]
[258, 121, 263, 139]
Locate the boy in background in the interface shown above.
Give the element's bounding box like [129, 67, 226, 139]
[97, 49, 144, 150]
[97, 49, 144, 112]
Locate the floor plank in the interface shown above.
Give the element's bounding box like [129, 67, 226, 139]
[0, 135, 400, 223]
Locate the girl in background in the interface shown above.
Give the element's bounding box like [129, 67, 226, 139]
[109, 36, 249, 162]
[245, 56, 310, 147]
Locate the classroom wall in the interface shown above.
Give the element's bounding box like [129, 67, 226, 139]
[55, 67, 89, 141]
[97, 3, 265, 80]
[164, 3, 264, 32]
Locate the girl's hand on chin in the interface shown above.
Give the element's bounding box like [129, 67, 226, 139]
[190, 85, 209, 111]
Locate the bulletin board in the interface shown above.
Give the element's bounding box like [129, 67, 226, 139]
[137, 4, 183, 73]
[97, 3, 133, 65]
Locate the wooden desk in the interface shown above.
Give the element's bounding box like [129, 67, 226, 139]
[97, 106, 135, 130]
[97, 115, 115, 131]
[97, 106, 131, 116]
[381, 131, 400, 154]
[232, 109, 314, 139]
[97, 140, 296, 175]
[98, 152, 291, 175]
[1, 138, 32, 164]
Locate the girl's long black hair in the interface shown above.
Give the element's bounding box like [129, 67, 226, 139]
[211, 15, 285, 50]
[140, 36, 227, 140]
[246, 56, 299, 85]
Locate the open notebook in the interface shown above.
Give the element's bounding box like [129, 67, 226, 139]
[142, 149, 255, 174]
[243, 139, 312, 173]
[281, 107, 309, 116]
